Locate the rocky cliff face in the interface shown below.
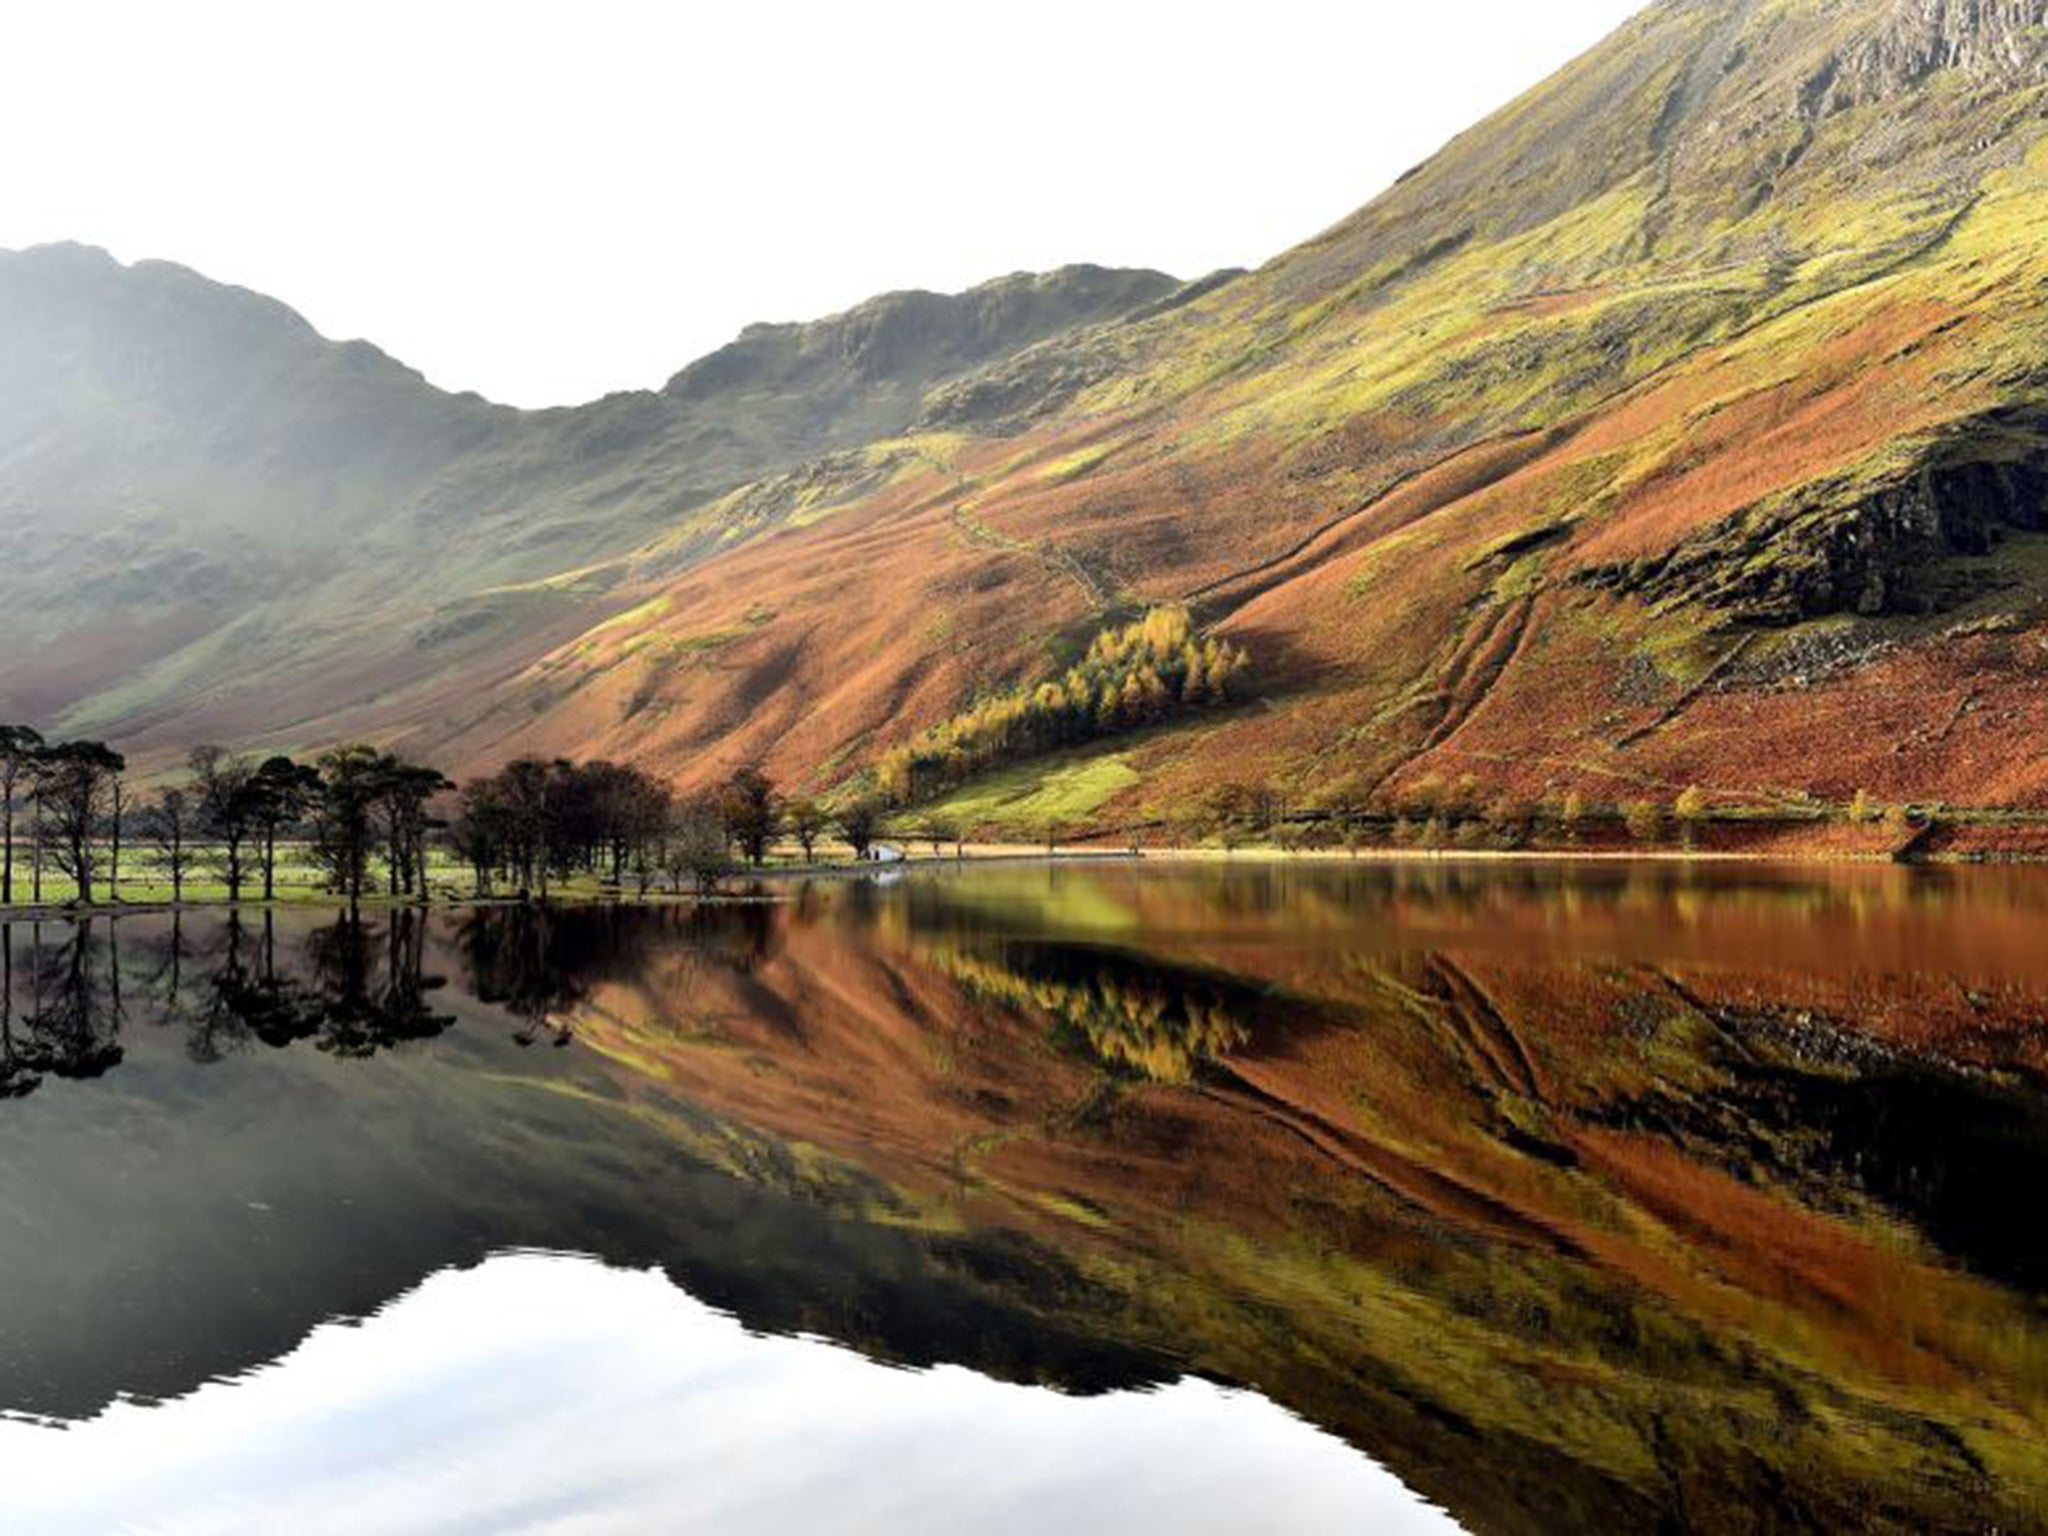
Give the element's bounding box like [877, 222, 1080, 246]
[1835, 0, 2048, 99]
[1585, 417, 2048, 624]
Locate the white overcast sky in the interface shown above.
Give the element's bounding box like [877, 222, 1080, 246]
[0, 0, 1645, 407]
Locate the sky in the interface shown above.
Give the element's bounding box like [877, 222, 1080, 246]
[0, 0, 1646, 407]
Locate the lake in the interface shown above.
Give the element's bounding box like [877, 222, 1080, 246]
[1, 861, 2046, 1533]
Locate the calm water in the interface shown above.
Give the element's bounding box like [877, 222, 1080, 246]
[2, 862, 2047, 1533]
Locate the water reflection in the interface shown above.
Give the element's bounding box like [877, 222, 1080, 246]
[0, 1252, 1452, 1536]
[0, 911, 455, 1087]
[2, 864, 2047, 1533]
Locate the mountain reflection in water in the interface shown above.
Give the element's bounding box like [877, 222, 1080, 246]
[1, 862, 2046, 1534]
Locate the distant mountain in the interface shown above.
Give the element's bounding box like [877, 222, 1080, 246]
[6, 0, 2048, 816]
[0, 247, 1176, 747]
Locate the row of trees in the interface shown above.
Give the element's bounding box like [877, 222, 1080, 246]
[876, 607, 1250, 805]
[148, 745, 454, 909]
[450, 760, 894, 898]
[0, 727, 458, 909]
[1, 727, 130, 907]
[1171, 774, 1939, 854]
[1176, 776, 1708, 851]
[3, 716, 920, 911]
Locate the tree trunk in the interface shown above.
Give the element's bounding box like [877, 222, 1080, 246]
[168, 912, 183, 1006]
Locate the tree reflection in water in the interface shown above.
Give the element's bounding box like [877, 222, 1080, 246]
[0, 911, 456, 1088]
[935, 940, 1254, 1084]
[0, 919, 125, 1087]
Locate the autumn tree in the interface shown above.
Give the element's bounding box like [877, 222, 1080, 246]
[873, 606, 1250, 806]
[1402, 775, 1447, 820]
[1190, 780, 1270, 848]
[1674, 786, 1710, 851]
[1484, 796, 1532, 848]
[1557, 792, 1588, 846]
[1624, 799, 1666, 846]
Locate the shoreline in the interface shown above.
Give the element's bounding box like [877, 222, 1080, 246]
[4, 843, 2041, 922]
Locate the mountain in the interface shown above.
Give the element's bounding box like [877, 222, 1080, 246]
[0, 247, 1176, 750]
[7, 0, 2048, 818]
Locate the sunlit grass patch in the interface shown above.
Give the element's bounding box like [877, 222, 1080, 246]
[920, 748, 1142, 836]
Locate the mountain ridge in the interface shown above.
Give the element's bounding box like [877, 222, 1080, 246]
[0, 244, 1180, 746]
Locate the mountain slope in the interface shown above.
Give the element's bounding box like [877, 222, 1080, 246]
[0, 248, 1176, 746]
[421, 0, 2048, 812]
[7, 0, 2048, 816]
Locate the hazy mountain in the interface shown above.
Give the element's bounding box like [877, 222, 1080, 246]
[0, 247, 1175, 745]
[7, 0, 2048, 817]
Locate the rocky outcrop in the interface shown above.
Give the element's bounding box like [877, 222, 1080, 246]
[1582, 419, 2048, 624]
[1818, 0, 2048, 109]
[918, 269, 1247, 432]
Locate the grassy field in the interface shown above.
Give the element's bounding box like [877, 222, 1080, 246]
[0, 850, 450, 910]
[916, 748, 1141, 840]
[0, 834, 949, 912]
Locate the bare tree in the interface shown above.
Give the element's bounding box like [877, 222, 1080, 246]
[664, 797, 734, 895]
[0, 726, 43, 907]
[107, 770, 128, 902]
[143, 788, 197, 902]
[29, 762, 47, 904]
